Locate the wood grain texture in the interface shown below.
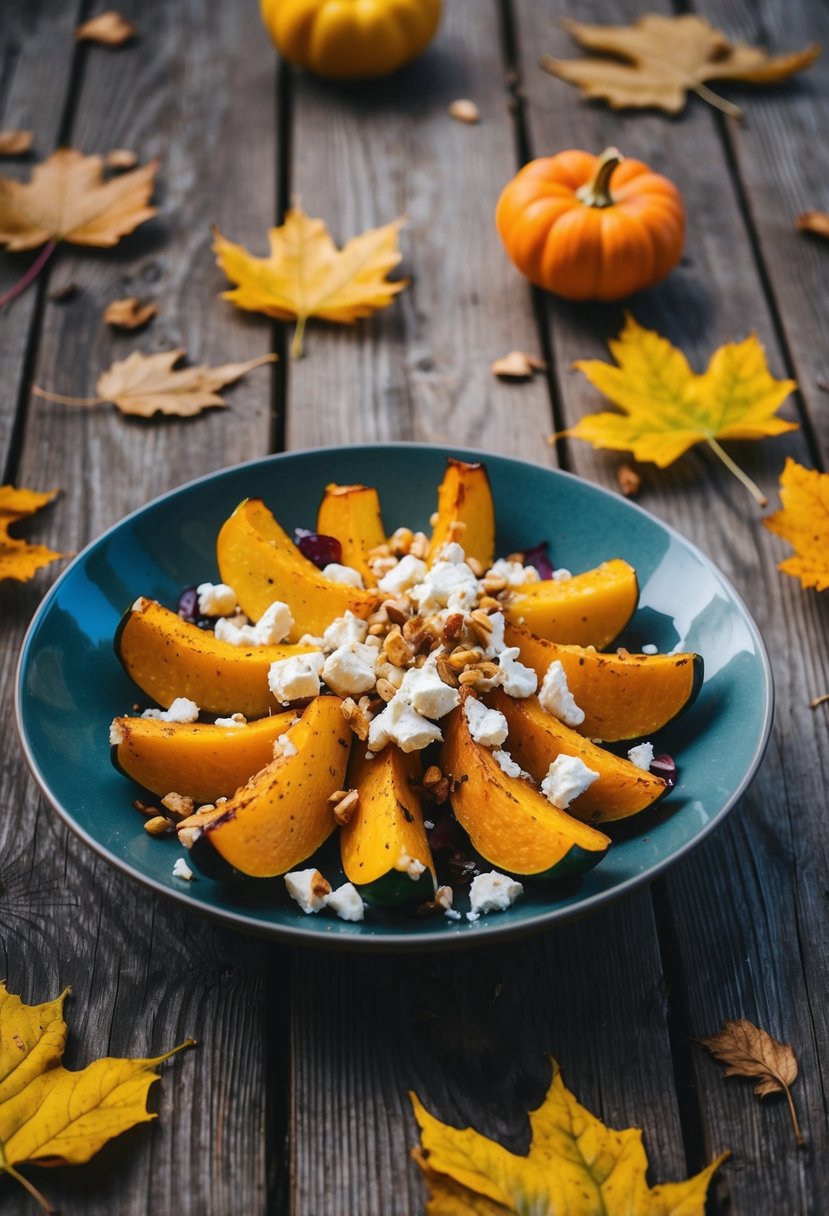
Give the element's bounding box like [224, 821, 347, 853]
[513, 0, 829, 1210]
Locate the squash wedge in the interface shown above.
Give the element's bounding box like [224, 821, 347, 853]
[341, 745, 436, 906]
[316, 483, 386, 588]
[216, 498, 380, 640]
[110, 710, 296, 803]
[197, 695, 351, 879]
[504, 623, 703, 742]
[503, 558, 638, 648]
[488, 689, 667, 824]
[115, 597, 318, 717]
[427, 459, 495, 569]
[440, 700, 609, 878]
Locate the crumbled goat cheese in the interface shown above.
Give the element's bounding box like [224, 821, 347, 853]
[627, 741, 655, 771]
[375, 659, 406, 689]
[326, 882, 365, 922]
[492, 749, 531, 780]
[485, 611, 506, 657]
[284, 868, 330, 913]
[538, 660, 585, 727]
[322, 562, 364, 588]
[489, 558, 541, 586]
[215, 712, 247, 728]
[552, 568, 572, 582]
[463, 697, 508, 747]
[445, 908, 462, 921]
[172, 857, 194, 881]
[541, 754, 599, 809]
[377, 553, 427, 595]
[397, 851, 427, 881]
[497, 647, 537, 698]
[642, 643, 658, 655]
[468, 870, 524, 917]
[196, 581, 238, 616]
[320, 610, 368, 652]
[273, 735, 299, 760]
[368, 696, 443, 753]
[322, 641, 378, 696]
[268, 652, 325, 703]
[435, 541, 465, 564]
[109, 720, 124, 745]
[215, 599, 294, 646]
[398, 652, 459, 719]
[411, 558, 480, 614]
[142, 697, 200, 724]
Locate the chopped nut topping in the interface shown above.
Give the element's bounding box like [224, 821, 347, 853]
[144, 815, 174, 836]
[389, 527, 414, 556]
[442, 612, 465, 645]
[467, 616, 493, 647]
[384, 624, 415, 667]
[447, 646, 483, 671]
[341, 696, 372, 740]
[466, 556, 484, 577]
[383, 598, 410, 625]
[479, 594, 502, 612]
[408, 532, 429, 559]
[332, 788, 359, 826]
[481, 573, 507, 594]
[368, 542, 391, 558]
[133, 799, 160, 817]
[423, 765, 444, 788]
[177, 805, 225, 830]
[375, 677, 397, 702]
[368, 622, 387, 636]
[435, 653, 459, 687]
[161, 791, 195, 820]
[448, 520, 467, 541]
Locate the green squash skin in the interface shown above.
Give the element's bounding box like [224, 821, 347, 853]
[523, 841, 608, 882]
[188, 828, 275, 885]
[358, 866, 436, 908]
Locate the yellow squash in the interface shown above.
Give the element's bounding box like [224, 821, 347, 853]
[316, 482, 386, 588]
[428, 458, 495, 569]
[503, 558, 638, 648]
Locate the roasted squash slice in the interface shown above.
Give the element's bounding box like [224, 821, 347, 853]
[110, 710, 296, 803]
[115, 597, 318, 717]
[488, 689, 667, 824]
[216, 498, 380, 640]
[341, 745, 436, 906]
[440, 701, 609, 878]
[504, 623, 703, 742]
[316, 483, 386, 588]
[195, 695, 351, 879]
[503, 558, 638, 648]
[427, 458, 495, 569]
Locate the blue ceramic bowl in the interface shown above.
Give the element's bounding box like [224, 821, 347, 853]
[15, 445, 773, 949]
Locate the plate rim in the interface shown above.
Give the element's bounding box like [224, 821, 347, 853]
[14, 442, 775, 951]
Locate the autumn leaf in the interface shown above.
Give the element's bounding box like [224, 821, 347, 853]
[763, 458, 829, 590]
[75, 11, 136, 45]
[412, 1060, 727, 1215]
[699, 1018, 804, 1147]
[33, 348, 276, 418]
[0, 983, 193, 1213]
[541, 14, 820, 120]
[103, 296, 158, 329]
[796, 211, 829, 240]
[0, 130, 33, 156]
[213, 206, 407, 357]
[561, 313, 797, 506]
[0, 485, 64, 583]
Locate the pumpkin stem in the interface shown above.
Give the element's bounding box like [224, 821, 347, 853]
[576, 147, 623, 209]
[706, 438, 768, 507]
[692, 83, 743, 121]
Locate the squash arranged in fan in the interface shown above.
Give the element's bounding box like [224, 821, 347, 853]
[109, 457, 703, 922]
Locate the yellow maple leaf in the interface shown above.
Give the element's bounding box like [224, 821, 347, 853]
[0, 485, 64, 583]
[0, 983, 193, 1213]
[562, 314, 797, 506]
[412, 1060, 727, 1216]
[764, 459, 829, 590]
[541, 14, 820, 120]
[213, 206, 407, 357]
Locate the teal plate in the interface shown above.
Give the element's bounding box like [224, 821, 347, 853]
[15, 445, 773, 950]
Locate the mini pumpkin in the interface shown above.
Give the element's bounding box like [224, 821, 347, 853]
[260, 0, 442, 80]
[495, 147, 685, 301]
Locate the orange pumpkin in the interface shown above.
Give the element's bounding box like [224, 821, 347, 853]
[495, 147, 685, 301]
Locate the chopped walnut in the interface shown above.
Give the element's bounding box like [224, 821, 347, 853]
[161, 791, 195, 820]
[408, 532, 429, 559]
[332, 788, 359, 826]
[144, 815, 174, 836]
[384, 624, 415, 667]
[340, 696, 372, 740]
[389, 527, 414, 556]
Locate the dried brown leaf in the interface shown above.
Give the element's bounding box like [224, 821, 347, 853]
[93, 349, 275, 417]
[0, 130, 33, 156]
[796, 210, 829, 239]
[103, 296, 158, 330]
[105, 148, 139, 170]
[75, 11, 136, 45]
[448, 99, 480, 124]
[616, 463, 642, 497]
[699, 1018, 804, 1145]
[491, 350, 546, 380]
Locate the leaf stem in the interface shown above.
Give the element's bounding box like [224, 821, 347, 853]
[706, 438, 768, 507]
[31, 387, 105, 407]
[0, 240, 58, 311]
[809, 693, 829, 710]
[291, 315, 307, 359]
[782, 1081, 806, 1147]
[4, 1165, 55, 1213]
[693, 83, 744, 121]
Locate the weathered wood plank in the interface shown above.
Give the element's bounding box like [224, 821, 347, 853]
[513, 0, 829, 1210]
[1, 2, 282, 1212]
[286, 3, 683, 1213]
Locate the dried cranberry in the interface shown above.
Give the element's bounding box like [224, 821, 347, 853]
[521, 541, 554, 581]
[294, 528, 342, 569]
[447, 853, 480, 886]
[177, 585, 215, 629]
[650, 753, 677, 788]
[428, 813, 464, 854]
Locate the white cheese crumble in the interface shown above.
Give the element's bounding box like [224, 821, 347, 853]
[492, 749, 531, 780]
[284, 868, 331, 913]
[268, 652, 325, 704]
[215, 599, 294, 646]
[172, 857, 194, 881]
[325, 882, 365, 922]
[398, 651, 459, 719]
[627, 741, 655, 771]
[377, 553, 427, 595]
[368, 696, 443, 753]
[109, 720, 124, 745]
[320, 609, 368, 652]
[410, 557, 480, 613]
[463, 697, 508, 748]
[541, 754, 599, 809]
[642, 643, 658, 655]
[322, 641, 378, 696]
[375, 659, 406, 689]
[142, 697, 200, 724]
[322, 562, 364, 588]
[196, 581, 238, 616]
[497, 647, 537, 698]
[485, 610, 506, 657]
[397, 851, 427, 881]
[273, 735, 299, 760]
[445, 908, 462, 921]
[214, 712, 247, 728]
[468, 870, 524, 919]
[552, 568, 572, 582]
[489, 558, 540, 586]
[538, 660, 585, 727]
[435, 541, 465, 564]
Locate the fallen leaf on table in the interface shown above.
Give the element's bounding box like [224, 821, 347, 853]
[103, 296, 158, 329]
[541, 14, 820, 120]
[75, 11, 136, 45]
[796, 211, 829, 239]
[448, 99, 480, 124]
[561, 313, 797, 506]
[0, 130, 33, 156]
[33, 348, 276, 418]
[105, 147, 139, 170]
[0, 485, 64, 582]
[616, 462, 642, 497]
[491, 351, 546, 380]
[213, 206, 407, 358]
[412, 1059, 727, 1214]
[0, 983, 192, 1212]
[763, 458, 829, 590]
[699, 1018, 804, 1146]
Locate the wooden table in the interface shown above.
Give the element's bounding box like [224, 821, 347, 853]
[2, 2, 828, 1212]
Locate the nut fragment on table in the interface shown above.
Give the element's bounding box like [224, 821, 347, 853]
[448, 98, 480, 124]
